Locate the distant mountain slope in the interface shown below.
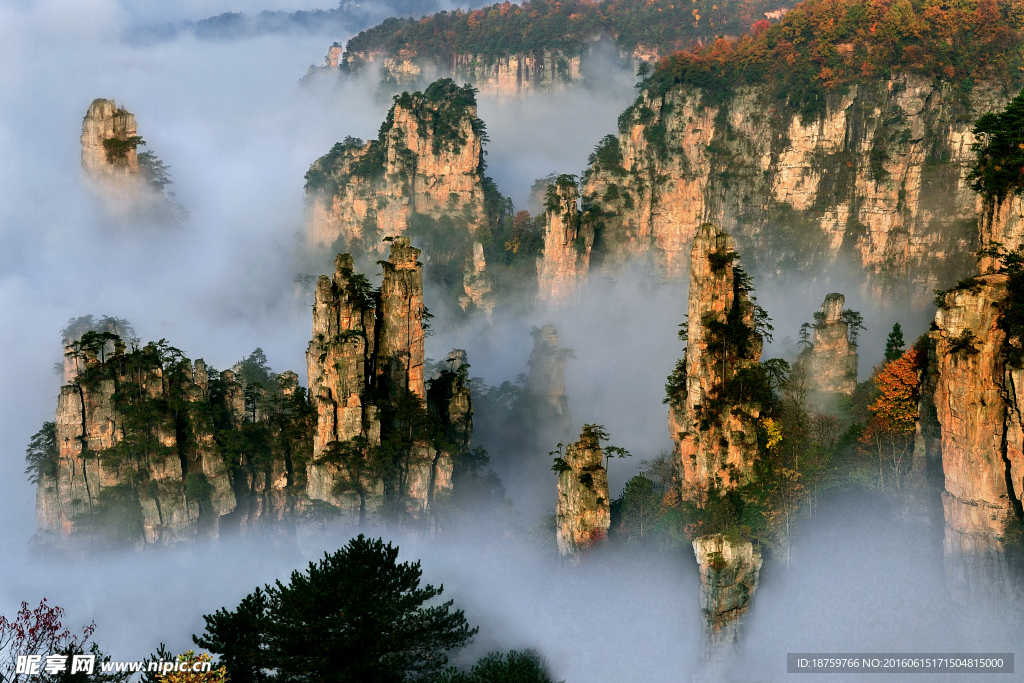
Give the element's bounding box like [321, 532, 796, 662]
[312, 0, 794, 93]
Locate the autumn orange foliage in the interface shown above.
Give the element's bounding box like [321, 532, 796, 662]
[867, 348, 923, 433]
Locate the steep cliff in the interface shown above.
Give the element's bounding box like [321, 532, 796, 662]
[35, 342, 309, 549]
[81, 98, 181, 222]
[550, 0, 1024, 303]
[305, 239, 469, 529]
[795, 293, 858, 396]
[81, 99, 142, 205]
[932, 269, 1023, 604]
[304, 79, 489, 254]
[563, 76, 995, 304]
[555, 425, 610, 563]
[334, 0, 791, 95]
[667, 224, 764, 495]
[536, 175, 593, 304]
[692, 534, 762, 666]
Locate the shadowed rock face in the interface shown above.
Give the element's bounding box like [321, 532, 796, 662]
[692, 535, 762, 667]
[527, 324, 573, 437]
[37, 352, 287, 548]
[796, 292, 858, 396]
[556, 427, 610, 563]
[668, 224, 763, 495]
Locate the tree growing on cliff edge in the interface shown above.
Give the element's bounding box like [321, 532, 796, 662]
[195, 534, 476, 683]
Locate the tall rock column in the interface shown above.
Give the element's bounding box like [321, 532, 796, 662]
[555, 426, 610, 563]
[933, 273, 1020, 604]
[527, 324, 573, 439]
[693, 535, 763, 671]
[379, 237, 426, 400]
[795, 293, 858, 395]
[668, 224, 763, 494]
[537, 177, 593, 304]
[306, 253, 382, 512]
[81, 99, 140, 187]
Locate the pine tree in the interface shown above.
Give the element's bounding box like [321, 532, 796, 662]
[884, 322, 905, 362]
[194, 535, 477, 683]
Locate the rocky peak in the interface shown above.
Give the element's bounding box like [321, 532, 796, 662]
[304, 79, 489, 254]
[795, 292, 859, 396]
[379, 237, 426, 400]
[692, 534, 763, 668]
[527, 324, 572, 430]
[81, 98, 140, 182]
[537, 176, 593, 303]
[668, 224, 763, 495]
[555, 425, 610, 563]
[460, 242, 495, 316]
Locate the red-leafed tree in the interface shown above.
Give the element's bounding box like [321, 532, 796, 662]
[0, 599, 126, 683]
[860, 348, 923, 491]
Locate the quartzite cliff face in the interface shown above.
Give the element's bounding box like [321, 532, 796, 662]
[929, 191, 1024, 604]
[306, 238, 470, 529]
[796, 293, 859, 396]
[37, 348, 296, 548]
[692, 534, 762, 668]
[537, 176, 593, 304]
[668, 224, 764, 494]
[555, 426, 610, 563]
[539, 76, 1005, 303]
[81, 99, 143, 207]
[304, 80, 489, 254]
[36, 240, 472, 548]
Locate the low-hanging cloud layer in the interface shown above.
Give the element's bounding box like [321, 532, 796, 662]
[0, 2, 1012, 681]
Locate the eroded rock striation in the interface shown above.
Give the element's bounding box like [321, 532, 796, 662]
[81, 99, 143, 207]
[35, 240, 471, 548]
[541, 75, 1007, 303]
[537, 176, 593, 304]
[305, 238, 469, 528]
[667, 224, 764, 494]
[555, 426, 610, 563]
[304, 79, 489, 253]
[36, 344, 303, 548]
[693, 535, 763, 666]
[795, 293, 858, 396]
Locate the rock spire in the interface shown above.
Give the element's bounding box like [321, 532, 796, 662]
[795, 293, 859, 396]
[555, 425, 610, 563]
[536, 176, 593, 304]
[693, 535, 763, 674]
[668, 224, 764, 494]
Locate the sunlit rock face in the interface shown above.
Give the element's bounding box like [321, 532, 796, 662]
[304, 80, 488, 254]
[931, 195, 1024, 605]
[555, 427, 610, 563]
[668, 224, 762, 496]
[36, 351, 293, 548]
[537, 177, 593, 304]
[692, 535, 762, 668]
[566, 76, 1008, 303]
[80, 98, 179, 222]
[306, 239, 463, 529]
[933, 272, 1020, 604]
[795, 293, 858, 396]
[81, 98, 142, 207]
[343, 49, 584, 96]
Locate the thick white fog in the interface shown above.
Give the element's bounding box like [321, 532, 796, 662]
[0, 2, 1017, 681]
